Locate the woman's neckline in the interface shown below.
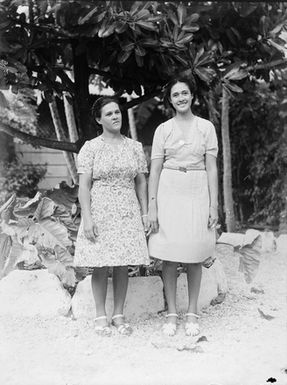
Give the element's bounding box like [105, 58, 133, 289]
[172, 114, 197, 125]
[99, 134, 126, 145]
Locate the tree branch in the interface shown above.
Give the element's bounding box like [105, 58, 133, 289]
[247, 58, 287, 72]
[121, 90, 162, 110]
[0, 123, 79, 153]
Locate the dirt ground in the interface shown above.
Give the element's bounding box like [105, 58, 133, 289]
[0, 245, 286, 385]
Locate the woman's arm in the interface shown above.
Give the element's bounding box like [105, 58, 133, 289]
[135, 173, 148, 215]
[148, 158, 164, 233]
[206, 154, 218, 228]
[135, 173, 148, 231]
[78, 173, 98, 242]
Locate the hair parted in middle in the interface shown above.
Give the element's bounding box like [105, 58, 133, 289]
[163, 74, 197, 111]
[91, 96, 120, 121]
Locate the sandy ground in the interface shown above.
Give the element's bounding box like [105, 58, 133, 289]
[0, 246, 286, 385]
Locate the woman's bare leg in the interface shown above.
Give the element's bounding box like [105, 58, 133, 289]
[162, 261, 178, 324]
[91, 266, 109, 326]
[186, 263, 202, 323]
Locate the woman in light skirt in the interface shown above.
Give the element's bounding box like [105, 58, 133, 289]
[148, 75, 218, 336]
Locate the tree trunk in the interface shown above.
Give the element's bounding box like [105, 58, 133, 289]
[126, 95, 138, 140]
[72, 41, 93, 141]
[221, 86, 236, 231]
[207, 90, 224, 228]
[63, 92, 78, 162]
[279, 121, 287, 233]
[49, 97, 78, 184]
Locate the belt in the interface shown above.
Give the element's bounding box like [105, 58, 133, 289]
[163, 165, 205, 173]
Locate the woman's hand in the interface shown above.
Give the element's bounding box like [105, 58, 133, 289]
[141, 215, 149, 235]
[147, 205, 159, 235]
[208, 206, 218, 229]
[83, 218, 98, 242]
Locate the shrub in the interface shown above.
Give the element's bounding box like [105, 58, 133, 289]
[0, 161, 47, 202]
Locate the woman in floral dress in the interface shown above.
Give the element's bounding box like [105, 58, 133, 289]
[74, 97, 149, 335]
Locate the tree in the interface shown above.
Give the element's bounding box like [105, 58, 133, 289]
[0, 1, 286, 229]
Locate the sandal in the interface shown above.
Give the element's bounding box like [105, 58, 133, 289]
[162, 313, 178, 336]
[185, 312, 200, 337]
[111, 314, 133, 336]
[94, 315, 112, 336]
[202, 256, 216, 269]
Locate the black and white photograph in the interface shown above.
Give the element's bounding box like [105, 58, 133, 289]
[0, 1, 286, 384]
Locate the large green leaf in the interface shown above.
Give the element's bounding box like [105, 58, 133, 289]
[232, 2, 259, 17]
[78, 7, 100, 25]
[135, 9, 150, 21]
[27, 219, 72, 249]
[194, 67, 216, 84]
[223, 64, 248, 81]
[13, 192, 42, 218]
[54, 244, 73, 265]
[224, 80, 243, 93]
[177, 4, 186, 26]
[0, 233, 12, 275]
[45, 182, 78, 212]
[0, 193, 16, 223]
[32, 197, 56, 221]
[118, 50, 132, 64]
[136, 20, 158, 32]
[176, 34, 194, 46]
[37, 246, 76, 287]
[0, 236, 24, 279]
[237, 235, 262, 284]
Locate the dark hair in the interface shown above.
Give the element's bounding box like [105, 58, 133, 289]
[163, 75, 197, 111]
[91, 96, 120, 121]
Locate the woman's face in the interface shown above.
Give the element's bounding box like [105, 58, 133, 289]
[97, 102, 122, 133]
[169, 82, 193, 114]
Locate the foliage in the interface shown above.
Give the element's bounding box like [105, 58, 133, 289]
[0, 1, 286, 145]
[229, 80, 286, 227]
[0, 88, 38, 135]
[0, 183, 79, 286]
[0, 160, 47, 201]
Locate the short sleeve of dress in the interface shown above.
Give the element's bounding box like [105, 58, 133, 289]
[135, 142, 148, 174]
[205, 122, 218, 157]
[77, 140, 94, 174]
[151, 124, 165, 160]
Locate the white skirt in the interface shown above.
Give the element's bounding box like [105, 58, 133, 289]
[148, 168, 216, 263]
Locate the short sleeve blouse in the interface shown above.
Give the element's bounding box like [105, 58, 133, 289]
[151, 116, 218, 169]
[77, 137, 148, 177]
[77, 140, 94, 174]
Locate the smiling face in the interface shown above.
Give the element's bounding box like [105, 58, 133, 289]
[96, 102, 122, 133]
[169, 81, 193, 114]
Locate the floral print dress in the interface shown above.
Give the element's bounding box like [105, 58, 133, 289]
[74, 136, 150, 267]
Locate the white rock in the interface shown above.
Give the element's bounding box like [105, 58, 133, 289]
[176, 259, 226, 312]
[71, 276, 164, 321]
[72, 262, 227, 320]
[276, 234, 287, 256]
[245, 229, 276, 253]
[218, 229, 276, 253]
[0, 270, 71, 317]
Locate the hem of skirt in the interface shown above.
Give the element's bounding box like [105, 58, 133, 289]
[149, 254, 211, 264]
[74, 262, 150, 268]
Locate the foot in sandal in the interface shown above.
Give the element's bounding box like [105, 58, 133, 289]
[111, 314, 133, 336]
[162, 313, 178, 336]
[94, 315, 112, 336]
[185, 312, 200, 336]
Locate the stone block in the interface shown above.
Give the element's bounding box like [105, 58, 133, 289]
[276, 234, 287, 257]
[176, 259, 226, 312]
[71, 276, 164, 321]
[0, 270, 71, 317]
